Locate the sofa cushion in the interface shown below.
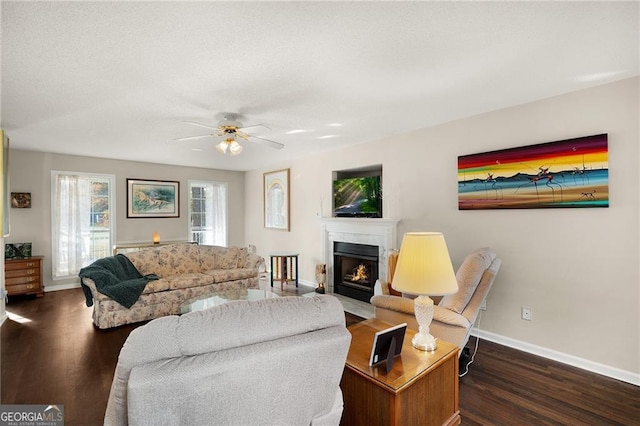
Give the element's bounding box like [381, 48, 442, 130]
[142, 279, 171, 294]
[156, 244, 202, 277]
[126, 249, 160, 276]
[205, 268, 257, 283]
[439, 247, 496, 314]
[217, 246, 240, 269]
[198, 245, 222, 271]
[163, 273, 214, 290]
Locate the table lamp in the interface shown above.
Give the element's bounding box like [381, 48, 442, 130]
[391, 232, 458, 351]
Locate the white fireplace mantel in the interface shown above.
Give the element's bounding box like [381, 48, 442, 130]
[321, 218, 400, 294]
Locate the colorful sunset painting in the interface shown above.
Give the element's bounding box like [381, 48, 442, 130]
[458, 134, 608, 210]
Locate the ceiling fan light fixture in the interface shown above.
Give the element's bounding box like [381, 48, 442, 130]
[229, 140, 243, 155]
[216, 141, 229, 154]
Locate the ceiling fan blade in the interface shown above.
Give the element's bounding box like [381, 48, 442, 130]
[173, 134, 213, 141]
[249, 135, 285, 150]
[182, 121, 220, 131]
[240, 123, 272, 132]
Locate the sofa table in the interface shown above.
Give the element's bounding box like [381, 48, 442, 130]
[340, 318, 460, 426]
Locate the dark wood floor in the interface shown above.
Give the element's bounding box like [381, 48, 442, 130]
[3, 288, 639, 425]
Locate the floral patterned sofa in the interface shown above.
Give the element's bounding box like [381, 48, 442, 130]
[81, 244, 263, 329]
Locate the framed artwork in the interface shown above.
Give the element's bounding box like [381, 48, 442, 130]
[127, 178, 180, 218]
[264, 168, 290, 231]
[11, 192, 31, 208]
[458, 134, 608, 210]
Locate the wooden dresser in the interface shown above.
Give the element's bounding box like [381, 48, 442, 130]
[5, 256, 44, 297]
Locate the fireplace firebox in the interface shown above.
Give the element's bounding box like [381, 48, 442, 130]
[333, 241, 379, 303]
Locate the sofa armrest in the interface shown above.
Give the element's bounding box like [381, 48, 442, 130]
[80, 277, 99, 307]
[244, 253, 264, 270]
[370, 294, 415, 315]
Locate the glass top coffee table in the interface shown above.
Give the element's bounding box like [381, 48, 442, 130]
[180, 288, 279, 314]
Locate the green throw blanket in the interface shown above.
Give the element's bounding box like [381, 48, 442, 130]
[79, 254, 159, 309]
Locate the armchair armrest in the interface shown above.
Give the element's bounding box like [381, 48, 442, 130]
[433, 305, 470, 329]
[370, 294, 415, 315]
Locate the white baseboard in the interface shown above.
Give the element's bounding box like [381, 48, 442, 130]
[0, 313, 7, 326]
[472, 327, 640, 387]
[45, 282, 81, 292]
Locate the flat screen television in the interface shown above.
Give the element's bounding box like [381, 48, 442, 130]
[333, 174, 382, 218]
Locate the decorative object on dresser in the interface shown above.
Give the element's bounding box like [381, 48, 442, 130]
[5, 256, 44, 297]
[5, 242, 32, 259]
[341, 318, 460, 426]
[391, 232, 459, 351]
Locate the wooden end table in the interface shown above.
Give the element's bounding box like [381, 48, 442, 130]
[340, 318, 460, 426]
[269, 253, 299, 289]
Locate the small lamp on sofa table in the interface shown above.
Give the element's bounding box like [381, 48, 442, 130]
[391, 232, 458, 351]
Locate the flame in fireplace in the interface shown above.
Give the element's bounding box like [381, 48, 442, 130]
[348, 264, 368, 283]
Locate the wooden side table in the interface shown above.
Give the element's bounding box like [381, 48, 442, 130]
[340, 318, 460, 426]
[269, 253, 299, 289]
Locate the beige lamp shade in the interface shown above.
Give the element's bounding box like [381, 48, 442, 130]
[391, 232, 458, 296]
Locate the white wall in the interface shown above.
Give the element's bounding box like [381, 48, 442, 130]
[245, 77, 639, 380]
[6, 151, 246, 291]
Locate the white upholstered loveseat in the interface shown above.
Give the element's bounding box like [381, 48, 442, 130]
[104, 295, 351, 426]
[81, 244, 263, 329]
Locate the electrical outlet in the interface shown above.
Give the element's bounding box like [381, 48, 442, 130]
[480, 300, 487, 311]
[521, 306, 532, 321]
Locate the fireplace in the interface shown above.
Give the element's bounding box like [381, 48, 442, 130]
[333, 242, 379, 303]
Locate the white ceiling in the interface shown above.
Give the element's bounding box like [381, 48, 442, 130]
[1, 1, 638, 172]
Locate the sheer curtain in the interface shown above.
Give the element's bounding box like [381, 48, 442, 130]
[189, 181, 227, 246]
[209, 182, 227, 246]
[52, 174, 92, 278]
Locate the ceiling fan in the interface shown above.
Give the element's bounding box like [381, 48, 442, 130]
[174, 114, 284, 155]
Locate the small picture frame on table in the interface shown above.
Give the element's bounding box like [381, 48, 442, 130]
[369, 322, 407, 372]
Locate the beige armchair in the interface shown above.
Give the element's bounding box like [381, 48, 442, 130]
[104, 295, 351, 426]
[370, 247, 501, 356]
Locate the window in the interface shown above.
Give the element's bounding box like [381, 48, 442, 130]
[51, 171, 115, 279]
[189, 180, 227, 246]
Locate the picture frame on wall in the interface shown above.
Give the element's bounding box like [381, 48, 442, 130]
[127, 178, 180, 218]
[458, 134, 609, 210]
[263, 168, 290, 231]
[11, 192, 31, 208]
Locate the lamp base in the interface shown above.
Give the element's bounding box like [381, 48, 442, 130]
[412, 331, 437, 351]
[412, 295, 438, 351]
